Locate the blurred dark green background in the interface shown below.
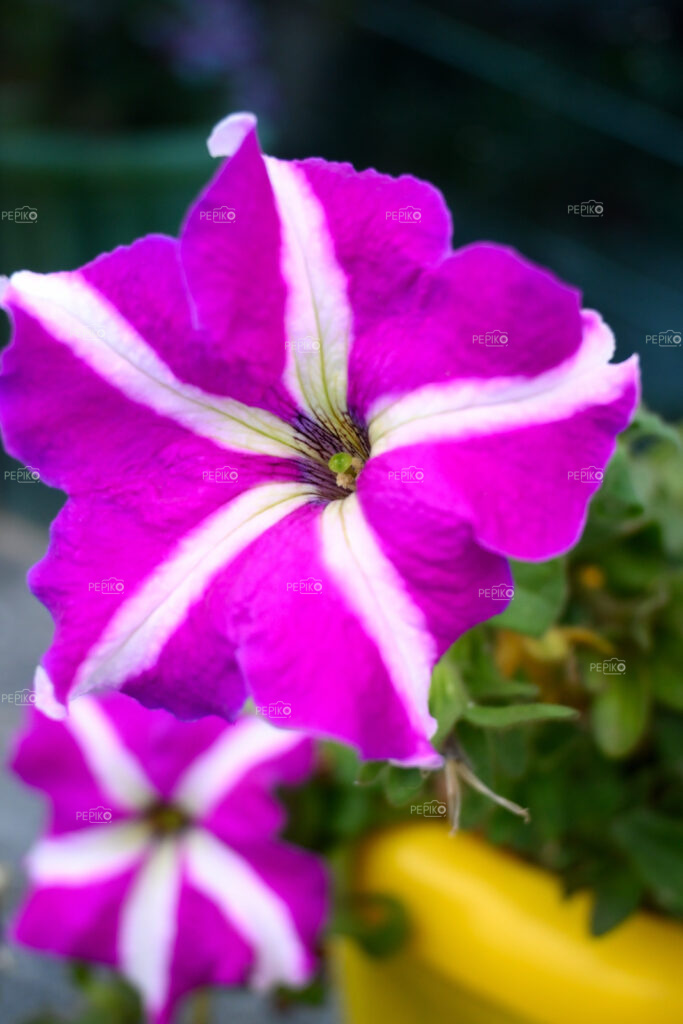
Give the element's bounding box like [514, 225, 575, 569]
[1, 0, 682, 523]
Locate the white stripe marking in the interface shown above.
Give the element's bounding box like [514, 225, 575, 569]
[185, 829, 309, 989]
[265, 157, 352, 420]
[70, 483, 312, 699]
[320, 495, 437, 744]
[206, 118, 353, 422]
[33, 665, 67, 720]
[369, 313, 636, 455]
[7, 271, 300, 458]
[119, 838, 182, 1017]
[67, 698, 156, 810]
[27, 823, 151, 884]
[173, 717, 305, 818]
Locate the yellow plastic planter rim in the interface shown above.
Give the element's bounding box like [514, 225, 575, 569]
[337, 823, 683, 1024]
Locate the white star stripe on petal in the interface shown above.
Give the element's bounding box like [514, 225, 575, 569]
[27, 823, 151, 884]
[320, 495, 438, 759]
[118, 837, 183, 1018]
[185, 829, 309, 989]
[70, 483, 312, 700]
[206, 114, 353, 425]
[173, 716, 305, 818]
[7, 270, 301, 458]
[67, 697, 156, 810]
[265, 157, 352, 422]
[369, 313, 636, 455]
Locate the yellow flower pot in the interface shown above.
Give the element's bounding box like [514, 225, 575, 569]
[334, 823, 683, 1024]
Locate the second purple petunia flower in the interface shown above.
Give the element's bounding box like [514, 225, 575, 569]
[11, 695, 327, 1022]
[0, 113, 639, 765]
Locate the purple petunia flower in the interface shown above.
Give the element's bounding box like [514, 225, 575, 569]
[0, 112, 639, 767]
[10, 695, 327, 1023]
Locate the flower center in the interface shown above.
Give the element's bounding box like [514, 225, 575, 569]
[293, 407, 370, 503]
[328, 452, 363, 491]
[144, 802, 190, 835]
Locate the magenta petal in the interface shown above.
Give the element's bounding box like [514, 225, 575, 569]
[223, 505, 441, 766]
[349, 243, 584, 419]
[163, 877, 252, 1016]
[13, 868, 139, 967]
[181, 126, 291, 412]
[357, 472, 513, 654]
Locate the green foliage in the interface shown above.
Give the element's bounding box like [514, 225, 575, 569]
[612, 811, 683, 915]
[444, 415, 683, 934]
[429, 652, 468, 745]
[491, 558, 568, 637]
[590, 667, 650, 758]
[463, 702, 578, 728]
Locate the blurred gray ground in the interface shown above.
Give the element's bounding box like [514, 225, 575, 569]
[0, 513, 339, 1024]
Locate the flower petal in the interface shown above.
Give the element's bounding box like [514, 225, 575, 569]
[263, 155, 352, 422]
[11, 704, 139, 832]
[366, 314, 639, 560]
[188, 117, 357, 423]
[0, 237, 316, 722]
[162, 877, 253, 1014]
[184, 829, 320, 989]
[13, 867, 139, 968]
[85, 694, 230, 801]
[292, 151, 453, 356]
[349, 243, 585, 419]
[65, 697, 156, 811]
[2, 255, 299, 462]
[181, 123, 292, 413]
[26, 823, 150, 884]
[357, 477, 513, 656]
[172, 716, 312, 828]
[118, 837, 183, 1023]
[226, 502, 441, 766]
[61, 483, 311, 709]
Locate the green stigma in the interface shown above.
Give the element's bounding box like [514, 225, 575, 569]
[328, 452, 353, 474]
[147, 804, 189, 835]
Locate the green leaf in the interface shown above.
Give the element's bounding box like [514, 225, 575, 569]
[598, 522, 664, 593]
[654, 711, 683, 777]
[577, 448, 644, 552]
[491, 558, 567, 637]
[463, 702, 578, 728]
[628, 407, 682, 450]
[590, 669, 650, 758]
[468, 677, 539, 701]
[651, 634, 683, 711]
[321, 741, 360, 784]
[525, 770, 568, 840]
[492, 727, 530, 779]
[429, 652, 468, 745]
[332, 893, 410, 957]
[383, 766, 425, 806]
[355, 761, 387, 786]
[330, 786, 376, 839]
[590, 869, 643, 936]
[598, 447, 644, 511]
[450, 628, 538, 700]
[612, 810, 683, 914]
